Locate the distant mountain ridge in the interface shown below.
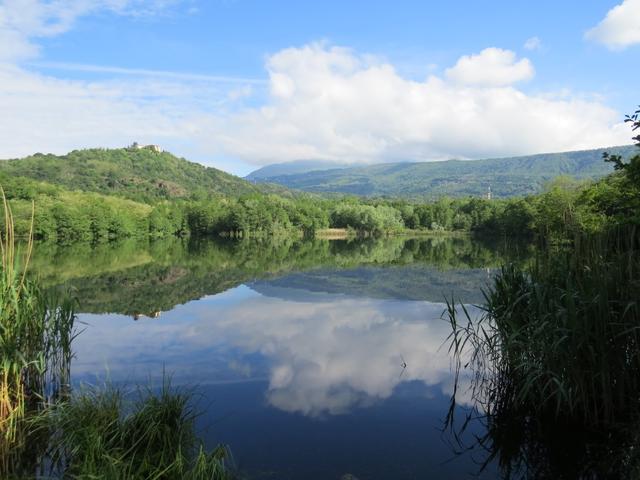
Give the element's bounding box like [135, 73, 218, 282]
[246, 160, 353, 181]
[0, 147, 290, 203]
[246, 145, 637, 198]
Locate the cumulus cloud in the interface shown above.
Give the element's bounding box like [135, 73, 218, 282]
[210, 44, 629, 165]
[445, 47, 534, 86]
[524, 36, 542, 51]
[586, 0, 640, 49]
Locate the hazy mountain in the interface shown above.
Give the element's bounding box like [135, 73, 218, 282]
[246, 145, 637, 198]
[246, 159, 352, 181]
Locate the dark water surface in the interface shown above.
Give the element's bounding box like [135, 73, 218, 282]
[32, 236, 530, 479]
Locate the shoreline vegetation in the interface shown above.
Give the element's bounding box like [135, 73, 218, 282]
[0, 193, 232, 479]
[0, 166, 634, 244]
[447, 227, 640, 478]
[313, 227, 470, 239]
[444, 108, 640, 478]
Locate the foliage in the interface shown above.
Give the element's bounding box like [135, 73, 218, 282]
[330, 203, 403, 234]
[0, 191, 77, 477]
[0, 147, 288, 204]
[1, 173, 540, 241]
[446, 228, 640, 478]
[1, 115, 639, 244]
[38, 381, 232, 479]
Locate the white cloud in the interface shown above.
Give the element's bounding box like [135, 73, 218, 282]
[0, 63, 241, 158]
[445, 47, 534, 86]
[210, 44, 628, 165]
[524, 36, 542, 51]
[586, 0, 640, 49]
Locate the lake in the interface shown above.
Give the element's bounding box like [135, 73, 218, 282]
[31, 236, 530, 479]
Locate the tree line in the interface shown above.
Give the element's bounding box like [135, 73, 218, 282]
[2, 121, 638, 244]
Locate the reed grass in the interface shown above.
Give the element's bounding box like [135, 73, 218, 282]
[38, 380, 232, 479]
[0, 187, 77, 476]
[446, 227, 640, 478]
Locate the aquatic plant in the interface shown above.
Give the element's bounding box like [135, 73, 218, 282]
[446, 228, 640, 478]
[0, 187, 77, 476]
[39, 380, 232, 479]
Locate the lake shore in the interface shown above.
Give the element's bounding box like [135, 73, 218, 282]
[314, 228, 470, 239]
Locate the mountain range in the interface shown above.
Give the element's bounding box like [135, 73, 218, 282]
[245, 145, 637, 198]
[246, 160, 352, 181]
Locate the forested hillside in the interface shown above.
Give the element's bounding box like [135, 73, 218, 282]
[247, 145, 636, 198]
[0, 147, 289, 203]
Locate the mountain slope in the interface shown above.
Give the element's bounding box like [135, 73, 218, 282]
[246, 160, 352, 181]
[0, 148, 290, 203]
[248, 145, 637, 198]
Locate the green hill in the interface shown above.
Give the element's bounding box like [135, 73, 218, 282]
[247, 145, 637, 199]
[0, 147, 289, 203]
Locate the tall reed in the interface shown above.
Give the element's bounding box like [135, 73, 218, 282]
[446, 227, 640, 478]
[39, 380, 233, 479]
[0, 187, 77, 475]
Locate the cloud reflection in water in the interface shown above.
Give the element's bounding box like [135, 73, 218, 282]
[73, 285, 479, 416]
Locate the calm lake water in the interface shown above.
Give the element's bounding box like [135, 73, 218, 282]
[31, 236, 530, 479]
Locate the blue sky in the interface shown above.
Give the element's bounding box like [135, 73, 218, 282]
[1, 0, 639, 175]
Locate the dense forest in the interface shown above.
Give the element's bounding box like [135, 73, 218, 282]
[1, 130, 638, 244]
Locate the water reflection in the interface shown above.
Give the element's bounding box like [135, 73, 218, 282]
[30, 236, 521, 479]
[72, 287, 479, 417]
[31, 235, 530, 315]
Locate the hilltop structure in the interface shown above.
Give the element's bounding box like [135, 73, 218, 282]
[129, 142, 161, 153]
